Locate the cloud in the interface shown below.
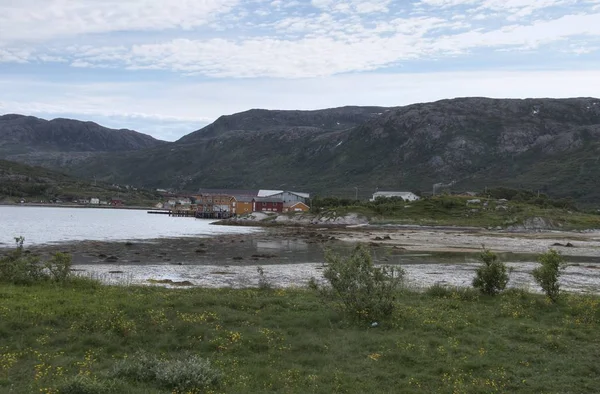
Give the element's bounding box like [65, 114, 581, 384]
[0, 0, 239, 43]
[48, 12, 600, 78]
[311, 0, 393, 14]
[1, 0, 599, 79]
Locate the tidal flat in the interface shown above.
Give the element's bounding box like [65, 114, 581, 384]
[23, 226, 600, 294]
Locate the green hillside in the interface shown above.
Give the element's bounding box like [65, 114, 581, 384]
[0, 159, 161, 206]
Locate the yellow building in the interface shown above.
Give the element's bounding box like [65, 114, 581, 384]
[283, 201, 310, 212]
[232, 196, 253, 215]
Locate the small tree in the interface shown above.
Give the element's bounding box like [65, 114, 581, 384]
[0, 237, 73, 285]
[322, 244, 404, 321]
[532, 249, 565, 302]
[472, 248, 509, 296]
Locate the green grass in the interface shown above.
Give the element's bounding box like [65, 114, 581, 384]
[0, 283, 599, 393]
[319, 196, 600, 230]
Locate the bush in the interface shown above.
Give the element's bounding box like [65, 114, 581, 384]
[112, 352, 221, 391]
[426, 284, 480, 301]
[532, 249, 566, 302]
[0, 236, 73, 285]
[257, 266, 272, 290]
[472, 248, 510, 296]
[58, 375, 118, 394]
[320, 244, 404, 321]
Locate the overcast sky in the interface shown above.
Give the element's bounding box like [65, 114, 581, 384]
[1, 0, 600, 141]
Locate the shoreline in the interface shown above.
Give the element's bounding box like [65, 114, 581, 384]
[0, 202, 155, 210]
[12, 225, 600, 262]
[4, 225, 598, 293]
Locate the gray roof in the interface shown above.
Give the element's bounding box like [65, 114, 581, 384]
[197, 188, 258, 196]
[373, 191, 416, 196]
[254, 197, 284, 203]
[232, 195, 254, 202]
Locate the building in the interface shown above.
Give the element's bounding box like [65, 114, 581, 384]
[90, 198, 100, 205]
[258, 190, 310, 204]
[253, 197, 284, 213]
[283, 201, 310, 213]
[111, 198, 124, 206]
[232, 195, 253, 215]
[195, 194, 235, 213]
[370, 191, 420, 202]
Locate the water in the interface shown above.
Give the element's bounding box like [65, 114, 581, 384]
[0, 206, 260, 247]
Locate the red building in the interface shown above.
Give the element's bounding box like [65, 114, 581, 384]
[252, 197, 284, 213]
[111, 198, 124, 207]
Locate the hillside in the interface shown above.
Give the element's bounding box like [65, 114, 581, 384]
[0, 114, 165, 160]
[0, 159, 160, 206]
[3, 98, 600, 205]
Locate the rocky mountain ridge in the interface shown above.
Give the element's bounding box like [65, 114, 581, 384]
[0, 114, 165, 157]
[2, 98, 600, 204]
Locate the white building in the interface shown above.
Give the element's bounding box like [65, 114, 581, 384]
[370, 191, 420, 202]
[90, 198, 100, 205]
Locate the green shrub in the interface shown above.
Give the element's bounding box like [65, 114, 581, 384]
[257, 266, 272, 290]
[112, 351, 221, 391]
[472, 248, 510, 296]
[58, 375, 117, 394]
[426, 284, 480, 301]
[532, 250, 566, 303]
[154, 355, 221, 390]
[321, 244, 404, 321]
[0, 237, 46, 285]
[0, 236, 73, 285]
[45, 252, 72, 282]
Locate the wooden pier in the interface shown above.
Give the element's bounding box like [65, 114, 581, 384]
[168, 209, 197, 217]
[195, 211, 233, 219]
[147, 210, 170, 215]
[147, 207, 234, 219]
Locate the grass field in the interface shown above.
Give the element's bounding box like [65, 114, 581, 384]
[316, 196, 600, 230]
[1, 281, 598, 393]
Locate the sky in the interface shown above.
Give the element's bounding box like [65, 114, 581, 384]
[1, 0, 600, 141]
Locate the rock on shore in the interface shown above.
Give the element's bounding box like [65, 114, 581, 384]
[220, 212, 369, 227]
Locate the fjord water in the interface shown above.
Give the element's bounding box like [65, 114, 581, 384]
[0, 206, 258, 247]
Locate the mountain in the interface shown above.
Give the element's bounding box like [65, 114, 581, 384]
[0, 159, 160, 205]
[177, 106, 389, 143]
[3, 98, 600, 205]
[0, 114, 165, 158]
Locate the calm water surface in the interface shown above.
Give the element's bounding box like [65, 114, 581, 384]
[0, 206, 260, 246]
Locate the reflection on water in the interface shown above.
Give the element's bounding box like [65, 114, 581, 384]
[255, 240, 309, 251]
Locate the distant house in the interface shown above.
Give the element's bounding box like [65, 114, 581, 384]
[283, 201, 310, 213]
[253, 197, 284, 213]
[177, 198, 192, 206]
[90, 198, 100, 205]
[370, 191, 420, 202]
[111, 198, 124, 207]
